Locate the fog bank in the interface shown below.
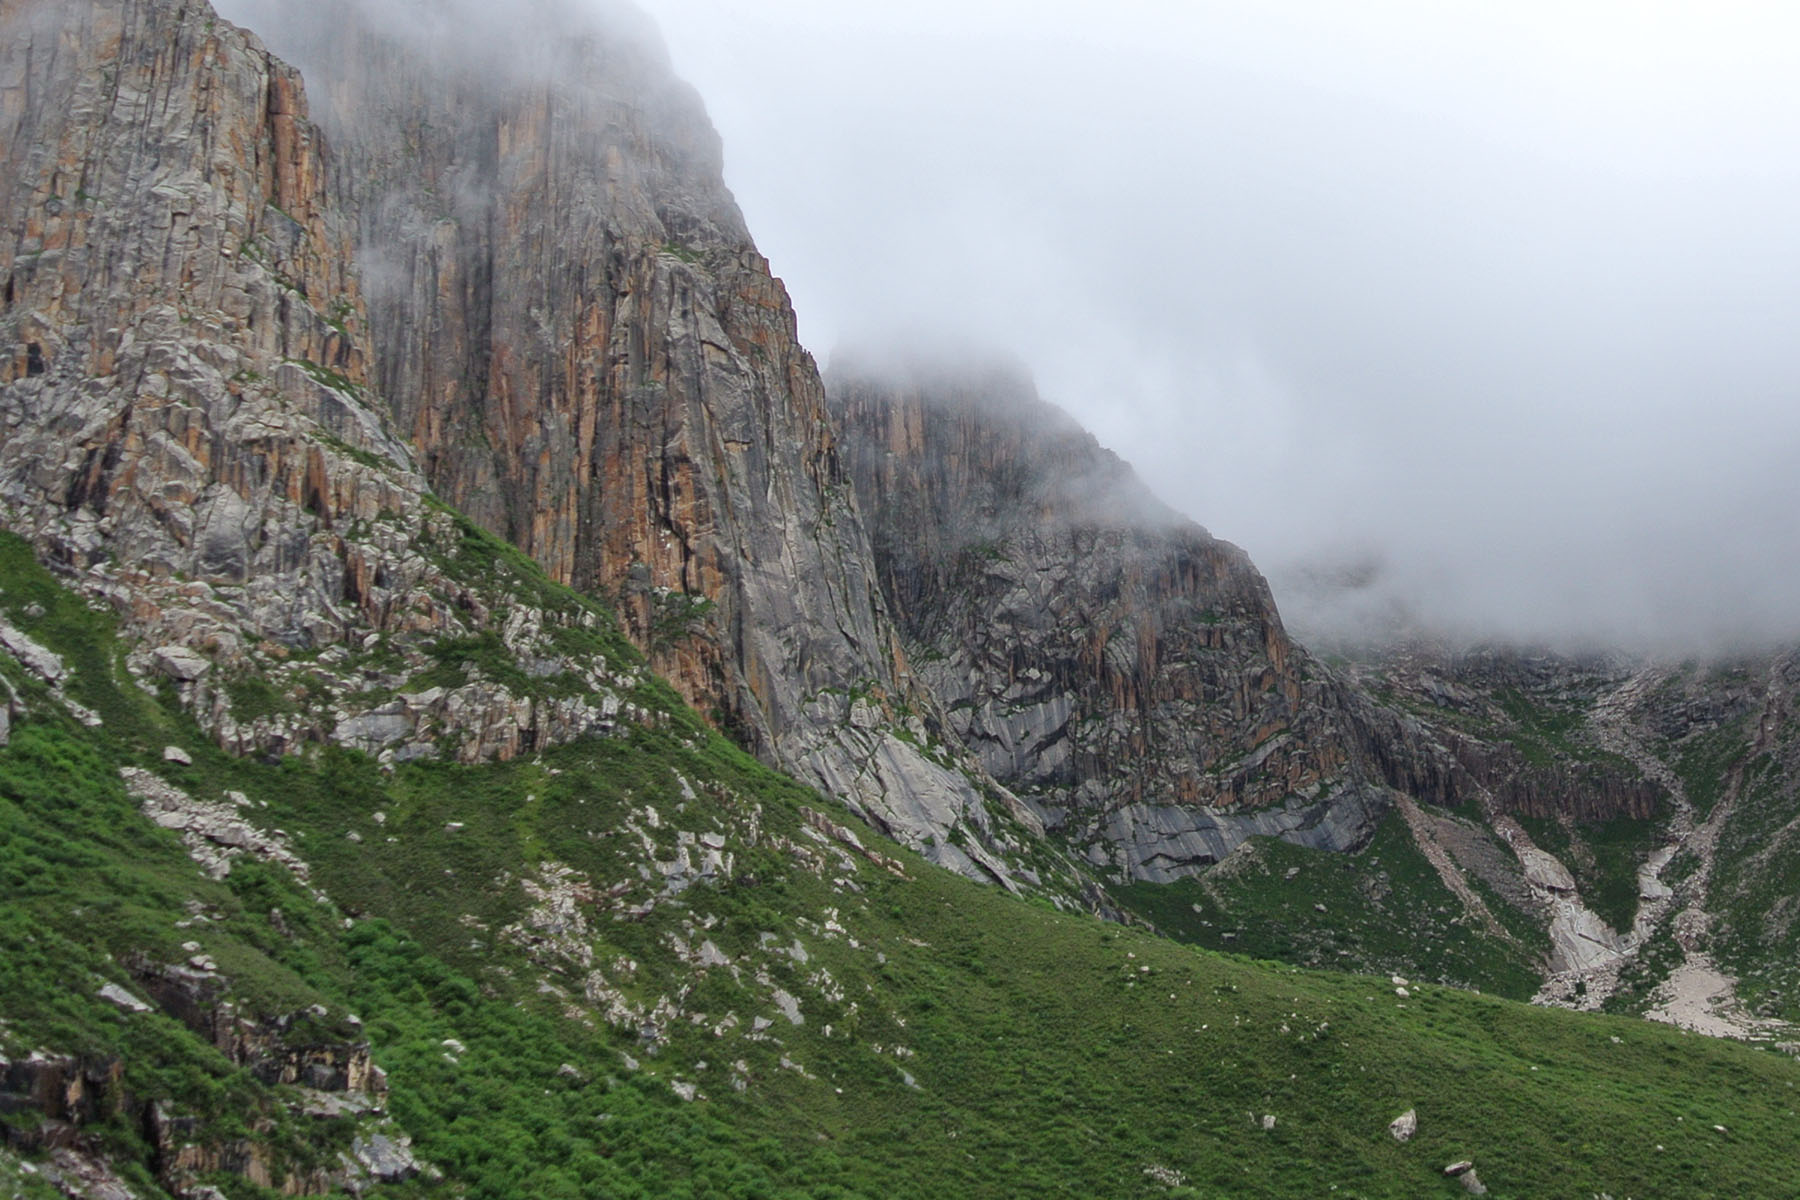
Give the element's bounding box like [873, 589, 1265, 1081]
[637, 0, 1800, 653]
[210, 0, 1800, 653]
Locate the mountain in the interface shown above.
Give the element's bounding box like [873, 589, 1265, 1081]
[2, 0, 1798, 1195]
[0, 0, 1063, 892]
[0, 0, 641, 767]
[215, 0, 1096, 895]
[827, 354, 1405, 880]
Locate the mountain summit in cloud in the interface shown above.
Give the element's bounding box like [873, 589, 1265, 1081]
[636, 0, 1800, 653]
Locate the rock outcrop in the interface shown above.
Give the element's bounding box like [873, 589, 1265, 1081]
[1, 974, 398, 1198]
[205, 0, 1030, 874]
[0, 0, 644, 764]
[828, 355, 1407, 880]
[1357, 646, 1664, 823]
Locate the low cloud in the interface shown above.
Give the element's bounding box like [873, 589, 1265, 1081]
[211, 0, 1800, 654]
[638, 0, 1800, 654]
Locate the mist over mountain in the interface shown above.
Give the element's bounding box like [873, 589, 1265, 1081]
[7, 2, 1800, 1196]
[636, 0, 1800, 654]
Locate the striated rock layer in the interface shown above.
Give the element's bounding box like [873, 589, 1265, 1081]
[828, 355, 1420, 881]
[216, 0, 1038, 876]
[0, 0, 647, 763]
[2, 0, 1027, 879]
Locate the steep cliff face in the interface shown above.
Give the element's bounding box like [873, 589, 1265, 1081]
[0, 0, 650, 764]
[828, 357, 1402, 881]
[123, 0, 1031, 881]
[1354, 647, 1665, 823]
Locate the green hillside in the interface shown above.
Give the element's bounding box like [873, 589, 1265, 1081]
[4, 530, 1799, 1199]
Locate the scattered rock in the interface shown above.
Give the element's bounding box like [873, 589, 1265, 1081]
[151, 646, 212, 682]
[1142, 1164, 1186, 1187]
[1389, 1108, 1417, 1142]
[771, 988, 805, 1026]
[96, 983, 152, 1014]
[1260, 1114, 1277, 1131]
[1444, 1161, 1474, 1176]
[0, 618, 67, 684]
[121, 768, 311, 886]
[351, 1133, 419, 1184]
[162, 745, 193, 765]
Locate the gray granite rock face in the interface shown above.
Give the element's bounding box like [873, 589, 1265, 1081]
[828, 356, 1410, 880]
[211, 0, 1026, 874]
[0, 0, 642, 763]
[0, 0, 1024, 879]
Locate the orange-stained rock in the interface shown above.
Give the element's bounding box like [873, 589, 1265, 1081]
[239, 0, 1036, 878]
[0, 0, 642, 767]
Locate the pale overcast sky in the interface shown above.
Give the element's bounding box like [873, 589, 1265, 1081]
[215, 0, 1800, 652]
[631, 0, 1800, 651]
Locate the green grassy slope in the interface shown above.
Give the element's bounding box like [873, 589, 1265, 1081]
[5, 532, 1800, 1199]
[1113, 817, 1546, 1000]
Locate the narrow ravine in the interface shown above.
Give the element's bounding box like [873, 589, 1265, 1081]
[1527, 664, 1793, 1043]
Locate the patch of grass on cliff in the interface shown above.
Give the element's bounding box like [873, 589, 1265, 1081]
[313, 427, 391, 471]
[421, 499, 625, 631]
[220, 671, 299, 722]
[1602, 924, 1687, 1017]
[647, 589, 715, 652]
[1673, 717, 1752, 818]
[1709, 752, 1800, 1023]
[1113, 814, 1543, 1000]
[415, 630, 537, 693]
[1493, 687, 1616, 767]
[283, 357, 363, 397]
[0, 1149, 67, 1199]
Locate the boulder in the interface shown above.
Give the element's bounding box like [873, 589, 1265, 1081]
[152, 648, 213, 683]
[351, 1133, 418, 1184]
[96, 984, 153, 1014]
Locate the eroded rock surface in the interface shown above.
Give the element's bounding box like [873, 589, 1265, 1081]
[197, 0, 1024, 872]
[828, 356, 1415, 880]
[0, 0, 642, 764]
